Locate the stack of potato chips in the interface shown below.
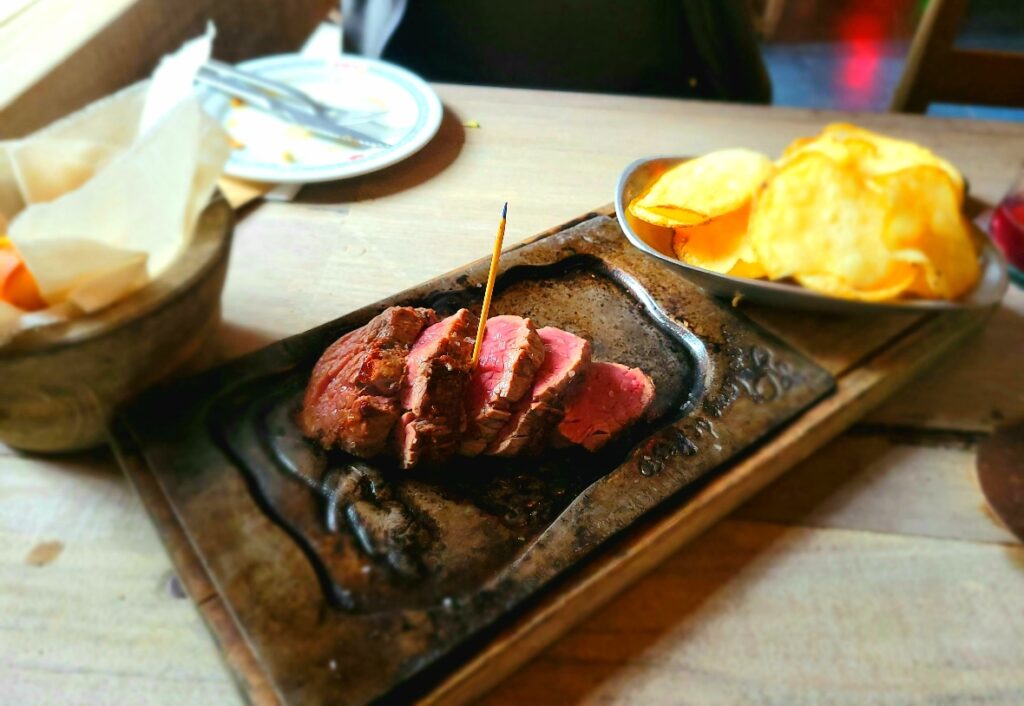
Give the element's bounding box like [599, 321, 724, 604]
[629, 124, 979, 301]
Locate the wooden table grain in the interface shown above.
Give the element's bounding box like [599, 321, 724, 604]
[3, 84, 1024, 706]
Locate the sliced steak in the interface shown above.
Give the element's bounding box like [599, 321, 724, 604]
[460, 316, 546, 456]
[555, 362, 655, 452]
[300, 306, 437, 457]
[396, 308, 477, 468]
[487, 326, 591, 457]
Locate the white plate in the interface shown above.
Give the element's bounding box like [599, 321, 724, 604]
[197, 54, 443, 183]
[616, 156, 1010, 313]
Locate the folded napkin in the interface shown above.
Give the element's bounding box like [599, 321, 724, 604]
[0, 25, 229, 343]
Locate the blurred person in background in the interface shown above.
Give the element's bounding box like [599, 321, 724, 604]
[343, 0, 771, 103]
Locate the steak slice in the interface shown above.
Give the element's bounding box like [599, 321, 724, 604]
[460, 316, 546, 456]
[396, 308, 477, 468]
[487, 326, 591, 457]
[555, 362, 655, 452]
[300, 306, 437, 457]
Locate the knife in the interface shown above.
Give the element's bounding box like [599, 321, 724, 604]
[196, 66, 389, 150]
[977, 421, 1024, 542]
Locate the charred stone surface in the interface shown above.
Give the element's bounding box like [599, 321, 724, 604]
[115, 215, 834, 706]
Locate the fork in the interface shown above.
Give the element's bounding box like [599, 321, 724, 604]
[203, 59, 387, 127]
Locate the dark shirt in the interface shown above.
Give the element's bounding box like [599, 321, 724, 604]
[383, 0, 771, 102]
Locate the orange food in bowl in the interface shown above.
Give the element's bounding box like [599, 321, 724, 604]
[0, 237, 46, 311]
[671, 204, 764, 277]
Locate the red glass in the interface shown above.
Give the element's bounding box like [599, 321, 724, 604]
[991, 189, 1024, 280]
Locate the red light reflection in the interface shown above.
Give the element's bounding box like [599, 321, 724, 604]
[837, 11, 885, 109]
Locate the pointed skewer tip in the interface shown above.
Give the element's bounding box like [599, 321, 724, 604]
[501, 202, 508, 219]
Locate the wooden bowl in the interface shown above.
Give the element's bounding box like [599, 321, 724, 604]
[0, 199, 234, 452]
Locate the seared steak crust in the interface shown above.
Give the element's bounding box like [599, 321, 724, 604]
[396, 309, 477, 468]
[300, 306, 436, 457]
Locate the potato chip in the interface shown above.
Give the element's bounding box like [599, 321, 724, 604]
[671, 204, 761, 275]
[786, 123, 964, 200]
[630, 202, 707, 228]
[782, 133, 878, 170]
[876, 165, 979, 299]
[630, 124, 973, 303]
[726, 259, 766, 279]
[749, 151, 908, 291]
[795, 267, 917, 302]
[630, 148, 774, 228]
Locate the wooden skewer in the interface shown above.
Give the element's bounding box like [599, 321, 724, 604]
[471, 202, 507, 367]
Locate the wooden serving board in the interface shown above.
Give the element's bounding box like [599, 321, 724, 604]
[111, 207, 988, 706]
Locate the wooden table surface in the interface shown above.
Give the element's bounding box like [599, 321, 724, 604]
[3, 84, 1024, 705]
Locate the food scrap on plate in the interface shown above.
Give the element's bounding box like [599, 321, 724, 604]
[628, 124, 979, 302]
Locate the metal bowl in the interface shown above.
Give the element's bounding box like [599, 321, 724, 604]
[615, 156, 1009, 313]
[0, 199, 234, 452]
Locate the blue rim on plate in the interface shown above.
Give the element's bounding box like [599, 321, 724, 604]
[616, 156, 1010, 313]
[197, 54, 444, 184]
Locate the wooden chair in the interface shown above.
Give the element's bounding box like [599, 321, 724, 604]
[891, 0, 1024, 112]
[747, 0, 786, 40]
